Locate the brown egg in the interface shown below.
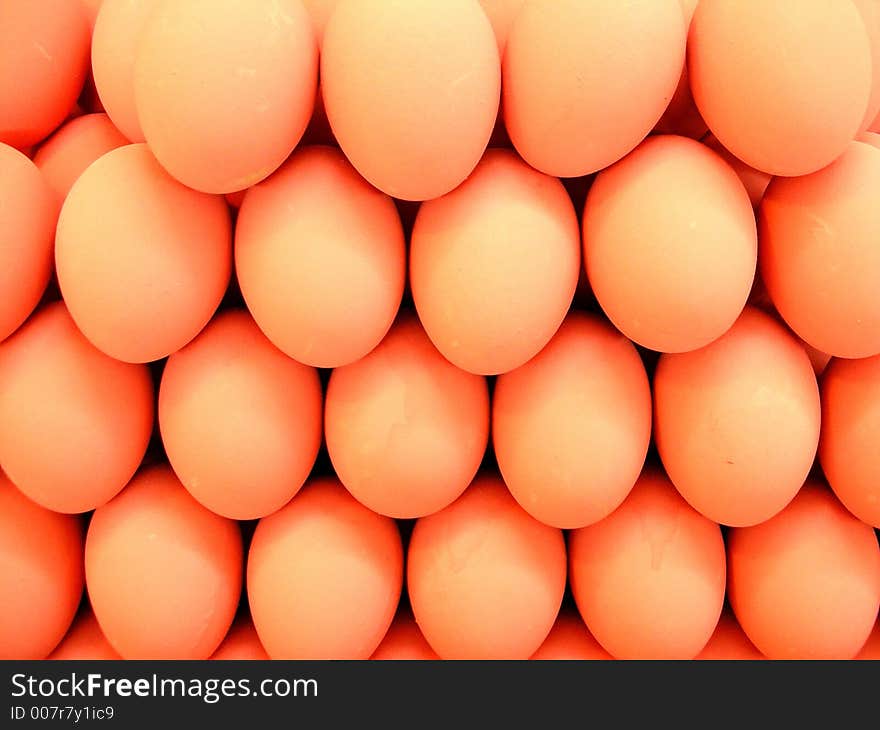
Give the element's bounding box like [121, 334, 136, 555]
[695, 610, 765, 660]
[760, 142, 880, 358]
[326, 313, 489, 519]
[91, 0, 156, 142]
[411, 149, 580, 375]
[248, 478, 403, 659]
[160, 310, 323, 520]
[0, 143, 58, 342]
[654, 307, 820, 527]
[408, 475, 567, 659]
[210, 617, 269, 660]
[134, 0, 318, 193]
[854, 0, 880, 133]
[728, 483, 880, 659]
[321, 0, 500, 200]
[504, 0, 685, 177]
[569, 470, 726, 659]
[0, 303, 154, 513]
[0, 474, 83, 659]
[820, 354, 880, 527]
[56, 143, 231, 363]
[478, 0, 526, 53]
[86, 466, 243, 659]
[584, 135, 757, 353]
[236, 146, 405, 368]
[0, 0, 91, 147]
[690, 0, 872, 176]
[48, 607, 121, 660]
[531, 610, 613, 660]
[33, 113, 128, 203]
[493, 312, 651, 529]
[371, 611, 439, 660]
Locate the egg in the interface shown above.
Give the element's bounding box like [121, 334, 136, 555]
[371, 611, 439, 660]
[86, 466, 243, 659]
[33, 113, 128, 203]
[134, 0, 318, 193]
[236, 146, 405, 368]
[695, 611, 765, 660]
[80, 0, 104, 28]
[326, 313, 489, 519]
[493, 312, 651, 529]
[0, 0, 90, 147]
[854, 0, 880, 133]
[56, 143, 232, 363]
[728, 483, 880, 659]
[504, 0, 685, 177]
[584, 135, 757, 353]
[856, 621, 880, 659]
[653, 0, 708, 140]
[530, 610, 613, 660]
[702, 134, 773, 209]
[159, 310, 323, 520]
[569, 470, 726, 659]
[478, 0, 526, 53]
[0, 474, 83, 659]
[408, 475, 566, 659]
[760, 142, 880, 359]
[91, 0, 156, 142]
[321, 0, 499, 200]
[819, 355, 880, 527]
[0, 144, 58, 342]
[48, 607, 121, 660]
[0, 303, 154, 513]
[690, 0, 872, 176]
[654, 306, 820, 527]
[301, 0, 338, 45]
[248, 478, 403, 659]
[210, 617, 270, 660]
[411, 149, 580, 375]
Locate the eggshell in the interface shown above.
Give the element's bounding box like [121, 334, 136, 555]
[653, 0, 708, 140]
[493, 312, 651, 529]
[0, 0, 90, 147]
[854, 0, 880, 132]
[728, 483, 880, 659]
[530, 610, 613, 660]
[211, 617, 270, 660]
[248, 478, 403, 659]
[695, 611, 765, 660]
[0, 474, 83, 659]
[411, 149, 580, 375]
[134, 0, 318, 193]
[584, 135, 757, 353]
[86, 466, 243, 659]
[0, 144, 58, 341]
[702, 134, 773, 209]
[326, 314, 489, 519]
[690, 0, 871, 176]
[321, 0, 500, 200]
[569, 470, 726, 660]
[48, 607, 122, 660]
[160, 310, 323, 520]
[856, 621, 880, 659]
[654, 307, 820, 527]
[236, 146, 405, 368]
[91, 0, 155, 142]
[760, 142, 880, 358]
[0, 303, 154, 513]
[33, 113, 128, 203]
[504, 0, 685, 177]
[478, 0, 526, 53]
[408, 475, 566, 659]
[371, 611, 439, 660]
[56, 143, 232, 363]
[820, 355, 880, 527]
